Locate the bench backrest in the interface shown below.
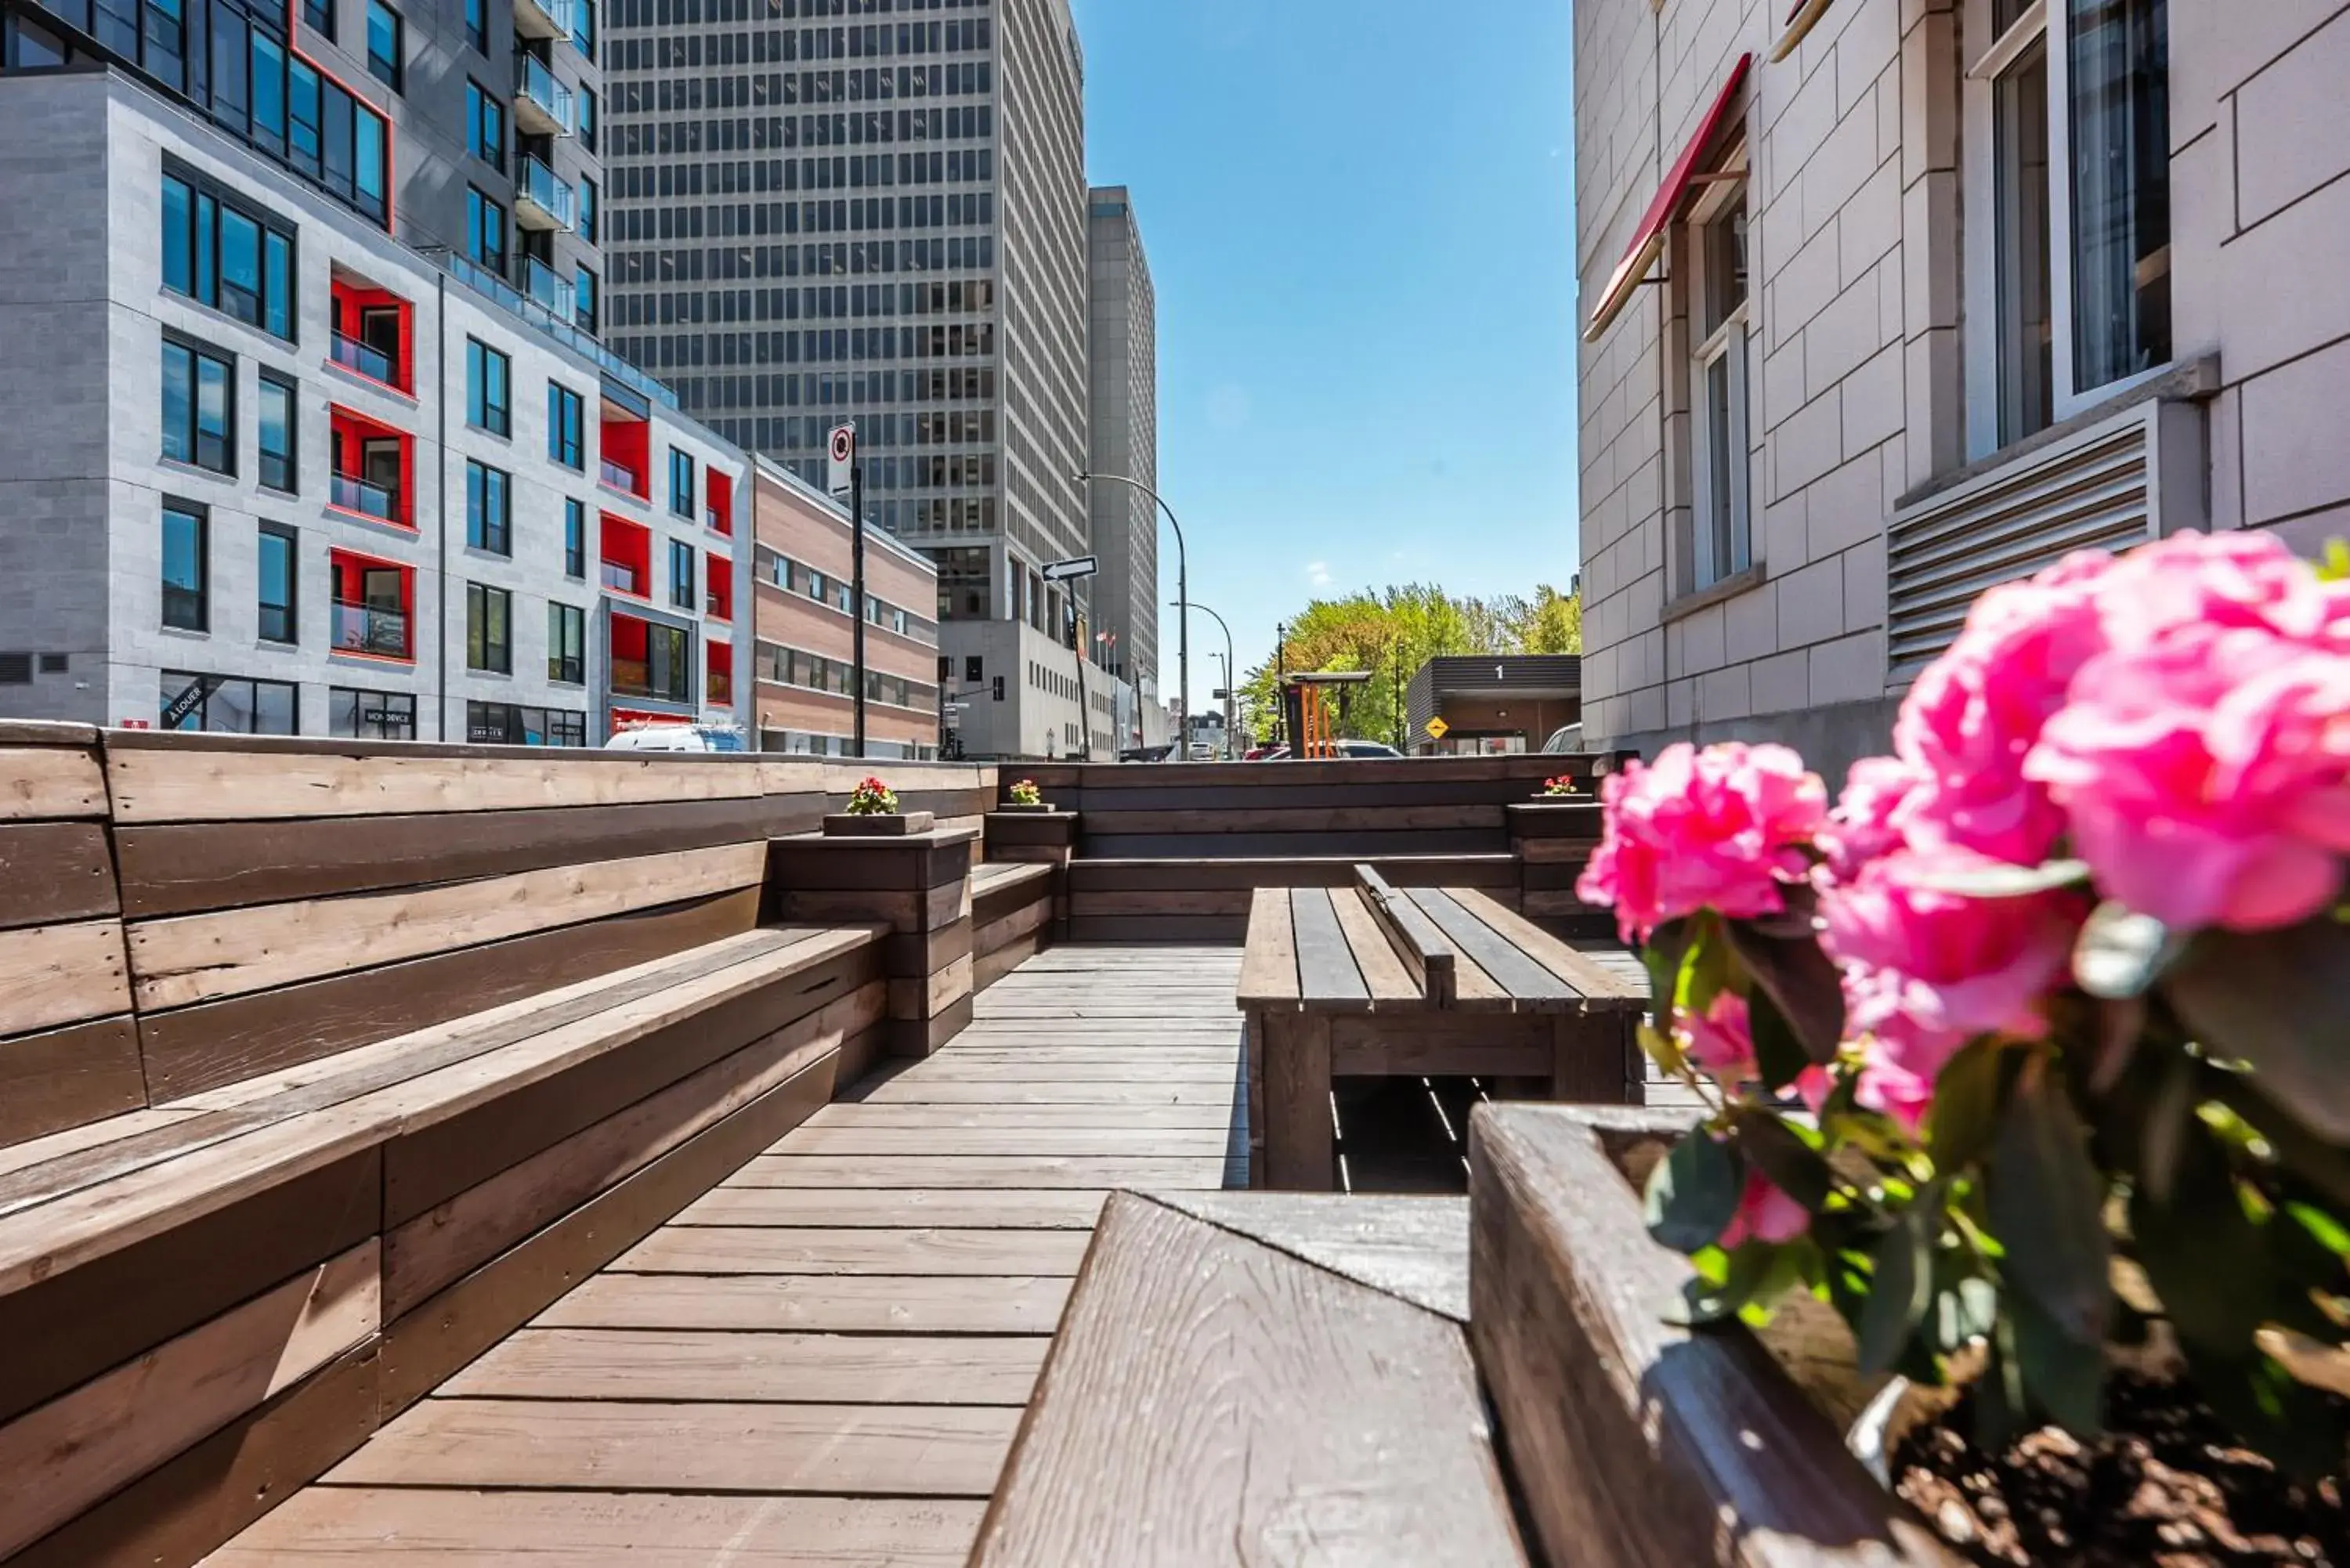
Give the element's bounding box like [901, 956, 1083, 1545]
[1352, 865, 1456, 1005]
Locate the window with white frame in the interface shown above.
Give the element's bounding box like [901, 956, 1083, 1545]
[1963, 0, 2171, 458]
[1687, 169, 1752, 591]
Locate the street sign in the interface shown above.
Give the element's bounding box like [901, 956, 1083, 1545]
[1425, 716, 1451, 740]
[1040, 555, 1097, 583]
[826, 422, 856, 496]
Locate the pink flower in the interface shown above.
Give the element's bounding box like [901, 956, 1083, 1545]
[1817, 756, 1928, 882]
[2089, 530, 2350, 654]
[1576, 742, 1829, 942]
[1675, 992, 1756, 1085]
[1720, 1170, 1811, 1249]
[2026, 621, 2350, 931]
[1893, 555, 2114, 865]
[1821, 845, 2085, 1084]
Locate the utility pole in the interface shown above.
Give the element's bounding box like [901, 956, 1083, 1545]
[851, 455, 866, 758]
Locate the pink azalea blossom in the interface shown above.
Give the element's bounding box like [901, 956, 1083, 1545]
[1720, 1170, 1811, 1249]
[1817, 756, 1928, 883]
[2026, 621, 2350, 931]
[2088, 529, 2350, 654]
[1576, 742, 1829, 942]
[1674, 992, 1756, 1085]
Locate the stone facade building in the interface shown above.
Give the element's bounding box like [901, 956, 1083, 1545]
[1574, 0, 2350, 780]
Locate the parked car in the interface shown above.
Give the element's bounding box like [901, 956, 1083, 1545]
[1251, 740, 1403, 761]
[1539, 723, 1585, 754]
[605, 724, 747, 753]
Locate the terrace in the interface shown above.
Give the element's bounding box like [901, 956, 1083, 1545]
[0, 735, 1876, 1568]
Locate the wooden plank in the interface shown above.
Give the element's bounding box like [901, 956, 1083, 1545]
[889, 953, 974, 1021]
[882, 1063, 1238, 1084]
[104, 748, 763, 823]
[732, 1154, 1231, 1188]
[1326, 883, 1422, 1004]
[1070, 855, 1517, 892]
[0, 1103, 193, 1180]
[326, 1398, 1021, 1497]
[1066, 888, 1251, 917]
[0, 919, 130, 1036]
[968, 1194, 1525, 1567]
[768, 1125, 1234, 1158]
[444, 1328, 1049, 1405]
[1150, 1192, 1470, 1321]
[674, 1187, 1109, 1230]
[381, 1017, 855, 1315]
[0, 746, 105, 821]
[9, 1343, 380, 1568]
[1065, 914, 1248, 944]
[136, 887, 765, 1101]
[611, 1226, 1094, 1277]
[1354, 865, 1455, 1006]
[1085, 829, 1506, 860]
[114, 795, 822, 918]
[0, 1149, 377, 1426]
[536, 1274, 1072, 1335]
[1467, 1105, 1964, 1568]
[1080, 804, 1507, 834]
[1408, 887, 1576, 1005]
[126, 841, 767, 1010]
[375, 1050, 847, 1417]
[1260, 1012, 1333, 1191]
[842, 1078, 1239, 1107]
[208, 1491, 985, 1565]
[808, 1102, 1238, 1130]
[0, 822, 114, 930]
[0, 1016, 146, 1150]
[1288, 888, 1368, 1003]
[1331, 1028, 1553, 1078]
[0, 1240, 379, 1559]
[1450, 886, 1650, 1005]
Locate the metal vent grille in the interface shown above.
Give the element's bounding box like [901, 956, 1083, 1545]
[1886, 402, 2201, 678]
[0, 654, 31, 685]
[38, 653, 67, 674]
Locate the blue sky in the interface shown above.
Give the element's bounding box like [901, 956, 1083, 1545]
[1069, 0, 1581, 713]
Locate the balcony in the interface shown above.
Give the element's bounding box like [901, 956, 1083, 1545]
[517, 156, 577, 232]
[332, 602, 410, 659]
[522, 255, 577, 326]
[330, 330, 397, 386]
[609, 657, 652, 695]
[515, 55, 574, 137]
[600, 561, 642, 595]
[600, 458, 642, 494]
[512, 0, 575, 42]
[327, 273, 413, 393]
[330, 471, 400, 522]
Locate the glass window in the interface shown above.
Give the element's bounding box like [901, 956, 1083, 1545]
[645, 622, 691, 702]
[466, 460, 512, 555]
[466, 581, 512, 673]
[161, 175, 193, 294]
[463, 0, 483, 51]
[159, 168, 296, 341]
[578, 178, 598, 244]
[257, 523, 297, 643]
[573, 264, 599, 335]
[289, 60, 322, 174]
[251, 28, 286, 151]
[570, 0, 592, 61]
[330, 687, 416, 739]
[161, 502, 207, 631]
[577, 85, 596, 151]
[161, 335, 235, 475]
[548, 602, 586, 683]
[217, 206, 262, 324]
[258, 372, 296, 493]
[466, 338, 510, 435]
[468, 702, 586, 746]
[161, 671, 297, 734]
[548, 381, 584, 468]
[364, 0, 400, 90]
[466, 80, 504, 170]
[1995, 37, 2053, 445]
[667, 449, 694, 516]
[466, 186, 506, 275]
[1690, 189, 1752, 590]
[669, 539, 696, 609]
[302, 0, 331, 38]
[2066, 0, 2170, 394]
[353, 104, 387, 222]
[563, 498, 586, 578]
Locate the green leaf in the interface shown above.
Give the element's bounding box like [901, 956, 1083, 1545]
[1723, 921, 1845, 1064]
[2138, 1050, 2199, 1204]
[1641, 919, 1694, 1012]
[2131, 1136, 2272, 1356]
[1745, 987, 1813, 1094]
[1904, 858, 2092, 899]
[2182, 1344, 2350, 1480]
[2319, 538, 2350, 583]
[2073, 901, 2180, 999]
[1674, 916, 1734, 1016]
[1645, 1132, 1744, 1255]
[1986, 1060, 2113, 1347]
[1667, 1241, 1785, 1327]
[1928, 1041, 2007, 1171]
[2164, 916, 2350, 1141]
[2012, 1287, 2106, 1434]
[1856, 1201, 1935, 1375]
[1734, 1108, 1835, 1212]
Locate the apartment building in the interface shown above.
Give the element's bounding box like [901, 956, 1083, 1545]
[0, 0, 608, 334]
[1085, 183, 1158, 703]
[0, 67, 746, 741]
[602, 0, 1118, 757]
[750, 454, 941, 757]
[1574, 0, 2350, 782]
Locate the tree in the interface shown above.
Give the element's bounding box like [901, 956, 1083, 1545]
[1514, 584, 1583, 654]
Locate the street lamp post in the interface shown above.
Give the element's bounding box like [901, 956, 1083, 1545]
[1170, 598, 1235, 759]
[1075, 471, 1186, 762]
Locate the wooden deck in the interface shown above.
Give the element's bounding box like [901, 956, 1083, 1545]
[202, 945, 1246, 1567]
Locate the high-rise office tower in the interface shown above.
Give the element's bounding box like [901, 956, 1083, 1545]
[1, 0, 608, 334]
[1084, 183, 1155, 709]
[602, 0, 1112, 757]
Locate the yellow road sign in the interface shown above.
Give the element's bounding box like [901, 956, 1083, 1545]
[1424, 716, 1450, 740]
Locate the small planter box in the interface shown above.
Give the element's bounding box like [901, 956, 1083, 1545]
[822, 811, 936, 837]
[995, 803, 1060, 815]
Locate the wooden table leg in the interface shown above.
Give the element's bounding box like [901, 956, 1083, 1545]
[1551, 1013, 1637, 1104]
[1264, 1012, 1333, 1190]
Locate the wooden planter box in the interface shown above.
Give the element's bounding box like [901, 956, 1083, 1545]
[1467, 1104, 1963, 1568]
[994, 803, 1060, 815]
[822, 810, 936, 836]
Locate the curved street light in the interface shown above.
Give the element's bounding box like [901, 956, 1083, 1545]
[1172, 598, 1235, 758]
[1073, 471, 1187, 762]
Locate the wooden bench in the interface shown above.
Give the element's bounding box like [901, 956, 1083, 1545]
[971, 860, 1056, 991]
[1237, 869, 1646, 1190]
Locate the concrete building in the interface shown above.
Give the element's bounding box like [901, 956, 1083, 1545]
[1405, 656, 1582, 757]
[1573, 0, 2349, 783]
[2, 0, 608, 336]
[1084, 183, 1157, 704]
[601, 0, 1112, 757]
[750, 455, 940, 759]
[0, 67, 745, 741]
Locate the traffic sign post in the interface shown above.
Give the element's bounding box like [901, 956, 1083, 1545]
[830, 422, 866, 756]
[1425, 716, 1451, 742]
[1040, 555, 1097, 583]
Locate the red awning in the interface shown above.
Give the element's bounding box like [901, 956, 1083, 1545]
[1772, 0, 1837, 62]
[1582, 52, 1753, 343]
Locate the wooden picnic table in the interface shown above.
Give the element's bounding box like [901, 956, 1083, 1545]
[1237, 869, 1648, 1190]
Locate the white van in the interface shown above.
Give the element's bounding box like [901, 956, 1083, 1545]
[603, 724, 748, 753]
